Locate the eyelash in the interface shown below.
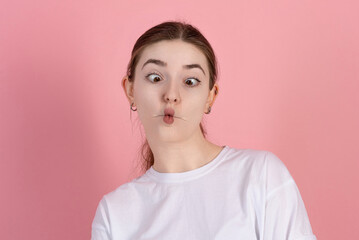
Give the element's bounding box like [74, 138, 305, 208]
[145, 72, 201, 87]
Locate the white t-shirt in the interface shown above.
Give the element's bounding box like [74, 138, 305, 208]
[91, 145, 317, 240]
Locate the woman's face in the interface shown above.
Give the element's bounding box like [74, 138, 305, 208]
[123, 39, 218, 143]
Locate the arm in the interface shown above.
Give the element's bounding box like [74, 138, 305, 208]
[262, 152, 317, 240]
[91, 196, 111, 240]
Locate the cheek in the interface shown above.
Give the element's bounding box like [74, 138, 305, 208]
[133, 81, 150, 104]
[183, 90, 208, 114]
[133, 82, 160, 117]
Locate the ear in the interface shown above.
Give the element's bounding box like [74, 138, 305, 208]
[205, 83, 219, 111]
[122, 75, 135, 105]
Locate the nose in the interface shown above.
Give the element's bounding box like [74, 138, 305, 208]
[163, 80, 180, 103]
[165, 96, 177, 102]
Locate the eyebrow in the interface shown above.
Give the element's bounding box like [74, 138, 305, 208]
[141, 58, 206, 76]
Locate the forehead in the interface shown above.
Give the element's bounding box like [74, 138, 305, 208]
[138, 40, 208, 71]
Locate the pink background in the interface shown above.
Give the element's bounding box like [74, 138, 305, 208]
[1, 0, 358, 239]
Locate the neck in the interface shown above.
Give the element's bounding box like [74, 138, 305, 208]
[148, 128, 223, 173]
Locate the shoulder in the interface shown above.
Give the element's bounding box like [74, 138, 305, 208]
[103, 180, 141, 203]
[227, 147, 287, 170]
[222, 146, 268, 175]
[101, 174, 155, 209]
[225, 146, 293, 186]
[220, 146, 268, 182]
[264, 151, 293, 189]
[255, 150, 295, 194]
[223, 145, 267, 165]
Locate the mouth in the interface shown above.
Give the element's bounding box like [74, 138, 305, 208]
[153, 114, 175, 118]
[163, 114, 174, 124]
[164, 107, 175, 117]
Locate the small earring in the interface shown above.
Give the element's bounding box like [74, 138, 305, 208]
[130, 102, 137, 111]
[205, 106, 211, 114]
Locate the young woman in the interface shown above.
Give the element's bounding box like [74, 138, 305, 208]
[91, 21, 317, 240]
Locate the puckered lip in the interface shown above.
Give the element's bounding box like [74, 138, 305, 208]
[164, 107, 175, 117]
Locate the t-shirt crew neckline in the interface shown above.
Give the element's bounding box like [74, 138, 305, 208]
[146, 145, 230, 183]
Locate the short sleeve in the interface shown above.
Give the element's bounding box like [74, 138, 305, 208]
[263, 151, 317, 240]
[91, 196, 111, 240]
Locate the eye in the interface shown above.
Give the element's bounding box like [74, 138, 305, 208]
[146, 73, 201, 87]
[185, 77, 201, 87]
[146, 73, 162, 83]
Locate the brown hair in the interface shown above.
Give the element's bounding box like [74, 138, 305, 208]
[126, 20, 218, 173]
